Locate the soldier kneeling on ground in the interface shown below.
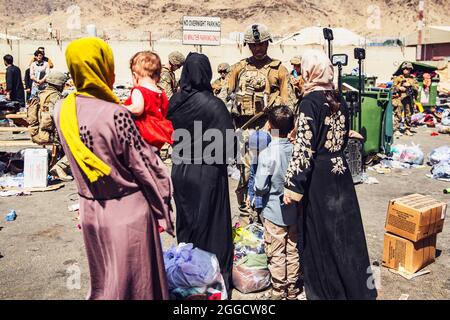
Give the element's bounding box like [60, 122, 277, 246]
[27, 72, 73, 182]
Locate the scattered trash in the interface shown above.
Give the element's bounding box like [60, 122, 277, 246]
[428, 146, 450, 166]
[76, 224, 82, 230]
[227, 165, 240, 181]
[431, 162, 450, 180]
[431, 132, 439, 136]
[232, 264, 271, 294]
[443, 188, 450, 194]
[0, 190, 31, 197]
[441, 109, 450, 126]
[389, 268, 431, 280]
[399, 294, 410, 300]
[437, 124, 450, 135]
[163, 242, 227, 300]
[232, 223, 270, 293]
[0, 173, 24, 188]
[361, 173, 379, 185]
[5, 210, 17, 221]
[68, 203, 80, 212]
[391, 143, 424, 165]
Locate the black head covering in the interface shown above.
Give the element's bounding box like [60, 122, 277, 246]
[169, 52, 213, 113]
[167, 52, 235, 164]
[179, 52, 213, 93]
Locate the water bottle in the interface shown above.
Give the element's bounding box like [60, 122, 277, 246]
[5, 210, 17, 221]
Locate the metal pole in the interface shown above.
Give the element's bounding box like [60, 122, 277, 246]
[358, 58, 363, 133]
[337, 64, 342, 95]
[328, 40, 332, 60]
[417, 0, 425, 61]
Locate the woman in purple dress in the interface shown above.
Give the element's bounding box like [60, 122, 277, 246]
[54, 37, 174, 300]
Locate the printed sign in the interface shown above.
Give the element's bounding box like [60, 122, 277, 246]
[182, 16, 221, 46]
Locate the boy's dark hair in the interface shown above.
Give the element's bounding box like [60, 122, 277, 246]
[34, 50, 44, 57]
[267, 105, 294, 137]
[3, 54, 13, 65]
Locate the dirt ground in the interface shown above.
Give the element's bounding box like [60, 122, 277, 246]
[0, 126, 449, 300]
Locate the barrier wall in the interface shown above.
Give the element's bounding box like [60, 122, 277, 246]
[1, 39, 415, 85]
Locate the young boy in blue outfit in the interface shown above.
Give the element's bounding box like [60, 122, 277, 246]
[254, 105, 299, 300]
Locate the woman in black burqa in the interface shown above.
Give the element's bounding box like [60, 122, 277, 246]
[283, 50, 378, 300]
[167, 52, 235, 295]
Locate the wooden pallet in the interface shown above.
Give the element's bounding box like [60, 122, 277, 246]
[0, 113, 28, 127]
[0, 127, 30, 133]
[0, 140, 39, 147]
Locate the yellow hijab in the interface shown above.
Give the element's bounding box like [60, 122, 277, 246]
[59, 37, 120, 182]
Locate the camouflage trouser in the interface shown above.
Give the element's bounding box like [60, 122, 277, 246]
[51, 155, 70, 172]
[393, 97, 412, 132]
[235, 129, 252, 210]
[160, 143, 171, 162]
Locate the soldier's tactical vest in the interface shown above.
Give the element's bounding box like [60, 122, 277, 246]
[234, 59, 283, 116]
[27, 88, 60, 144]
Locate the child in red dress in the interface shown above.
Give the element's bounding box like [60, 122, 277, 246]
[123, 51, 173, 150]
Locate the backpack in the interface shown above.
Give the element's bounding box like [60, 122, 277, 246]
[233, 59, 284, 116]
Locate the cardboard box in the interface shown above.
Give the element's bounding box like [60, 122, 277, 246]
[385, 194, 447, 242]
[23, 148, 48, 188]
[382, 232, 436, 274]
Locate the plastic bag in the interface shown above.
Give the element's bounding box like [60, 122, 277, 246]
[233, 223, 265, 260]
[232, 264, 271, 294]
[428, 146, 450, 166]
[391, 143, 424, 165]
[163, 243, 220, 290]
[431, 162, 450, 180]
[411, 112, 425, 125]
[169, 272, 228, 300]
[441, 110, 450, 126]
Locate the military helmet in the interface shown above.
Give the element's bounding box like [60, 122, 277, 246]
[218, 63, 230, 73]
[46, 71, 68, 87]
[290, 56, 301, 65]
[243, 23, 272, 46]
[401, 62, 413, 70]
[168, 51, 185, 67]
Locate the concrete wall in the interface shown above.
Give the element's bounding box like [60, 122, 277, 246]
[1, 39, 416, 85]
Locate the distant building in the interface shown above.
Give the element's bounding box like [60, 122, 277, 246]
[405, 26, 450, 61]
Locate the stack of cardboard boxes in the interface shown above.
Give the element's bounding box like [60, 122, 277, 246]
[382, 194, 447, 274]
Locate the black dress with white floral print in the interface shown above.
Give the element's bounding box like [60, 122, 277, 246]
[284, 91, 377, 300]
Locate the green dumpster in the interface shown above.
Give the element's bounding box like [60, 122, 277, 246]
[342, 75, 378, 90]
[345, 88, 392, 156]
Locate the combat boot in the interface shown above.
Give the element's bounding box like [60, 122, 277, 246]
[50, 165, 73, 182]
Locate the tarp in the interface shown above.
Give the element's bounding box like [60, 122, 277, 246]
[393, 61, 438, 76]
[281, 26, 366, 46]
[405, 26, 450, 46]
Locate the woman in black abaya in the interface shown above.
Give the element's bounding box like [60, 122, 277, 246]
[167, 53, 235, 295]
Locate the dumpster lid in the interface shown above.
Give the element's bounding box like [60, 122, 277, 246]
[393, 61, 438, 76]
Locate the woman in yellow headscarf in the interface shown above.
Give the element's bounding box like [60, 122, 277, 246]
[54, 37, 174, 300]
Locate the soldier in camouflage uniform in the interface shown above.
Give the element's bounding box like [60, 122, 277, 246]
[288, 56, 305, 113]
[158, 51, 185, 162]
[158, 51, 185, 100]
[227, 23, 290, 215]
[26, 71, 73, 181]
[212, 62, 231, 104]
[392, 62, 418, 136]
